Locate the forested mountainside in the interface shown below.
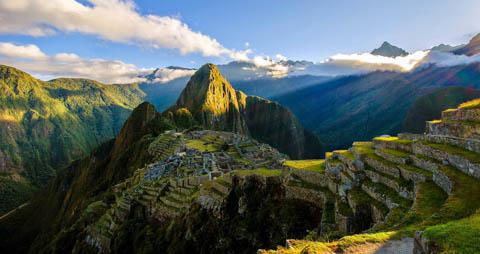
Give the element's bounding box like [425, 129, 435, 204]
[2, 89, 479, 254]
[0, 65, 145, 215]
[402, 86, 480, 133]
[274, 63, 480, 151]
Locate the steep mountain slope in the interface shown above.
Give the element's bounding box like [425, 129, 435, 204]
[274, 63, 480, 150]
[0, 65, 145, 215]
[167, 63, 324, 159]
[371, 41, 408, 57]
[453, 32, 480, 56]
[402, 86, 480, 133]
[171, 63, 249, 134]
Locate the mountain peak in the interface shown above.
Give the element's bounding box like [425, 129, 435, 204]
[371, 41, 408, 57]
[172, 63, 248, 134]
[453, 33, 480, 56]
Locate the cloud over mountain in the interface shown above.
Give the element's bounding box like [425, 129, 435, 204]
[0, 42, 151, 83]
[0, 0, 248, 60]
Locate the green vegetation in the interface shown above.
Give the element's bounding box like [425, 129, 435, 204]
[459, 98, 480, 109]
[283, 159, 325, 172]
[0, 65, 146, 213]
[423, 211, 480, 253]
[260, 231, 395, 254]
[423, 141, 480, 163]
[373, 136, 412, 145]
[233, 168, 282, 177]
[403, 86, 480, 133]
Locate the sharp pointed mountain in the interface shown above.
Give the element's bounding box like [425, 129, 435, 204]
[172, 63, 249, 134]
[167, 63, 324, 159]
[371, 41, 409, 57]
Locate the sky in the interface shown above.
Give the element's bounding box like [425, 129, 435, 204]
[0, 0, 479, 83]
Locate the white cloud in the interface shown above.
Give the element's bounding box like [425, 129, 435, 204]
[0, 42, 151, 83]
[0, 0, 246, 60]
[148, 67, 196, 83]
[419, 50, 480, 68]
[0, 42, 46, 59]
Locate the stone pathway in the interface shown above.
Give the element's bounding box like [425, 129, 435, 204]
[343, 238, 414, 254]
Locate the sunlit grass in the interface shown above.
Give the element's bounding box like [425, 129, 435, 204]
[283, 159, 325, 172]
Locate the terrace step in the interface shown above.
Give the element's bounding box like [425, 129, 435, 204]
[441, 107, 480, 122]
[426, 120, 480, 139]
[373, 136, 413, 153]
[375, 148, 410, 165]
[425, 134, 480, 154]
[361, 179, 412, 210]
[363, 166, 414, 200]
[412, 141, 480, 179]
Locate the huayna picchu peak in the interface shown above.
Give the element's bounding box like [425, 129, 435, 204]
[167, 63, 324, 159]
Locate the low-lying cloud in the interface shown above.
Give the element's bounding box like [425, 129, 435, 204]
[0, 42, 151, 83]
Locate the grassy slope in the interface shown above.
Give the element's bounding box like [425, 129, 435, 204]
[0, 65, 145, 214]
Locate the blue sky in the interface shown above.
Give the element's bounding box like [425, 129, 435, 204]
[0, 0, 479, 82]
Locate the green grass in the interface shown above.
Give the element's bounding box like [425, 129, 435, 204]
[186, 139, 219, 152]
[459, 98, 480, 109]
[233, 168, 282, 177]
[363, 178, 412, 209]
[373, 136, 413, 145]
[423, 211, 480, 253]
[379, 148, 410, 158]
[283, 159, 325, 172]
[260, 231, 395, 254]
[423, 141, 480, 163]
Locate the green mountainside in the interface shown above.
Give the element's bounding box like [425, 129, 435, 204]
[274, 63, 480, 151]
[0, 65, 145, 214]
[403, 86, 480, 133]
[2, 92, 479, 253]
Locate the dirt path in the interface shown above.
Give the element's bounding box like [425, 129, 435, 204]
[343, 237, 414, 254]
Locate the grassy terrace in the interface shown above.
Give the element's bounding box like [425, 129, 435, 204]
[348, 188, 389, 215]
[289, 174, 335, 199]
[232, 168, 282, 177]
[459, 98, 480, 109]
[363, 164, 412, 189]
[397, 164, 433, 178]
[283, 159, 325, 172]
[422, 141, 480, 163]
[363, 178, 412, 209]
[379, 148, 410, 159]
[373, 136, 413, 145]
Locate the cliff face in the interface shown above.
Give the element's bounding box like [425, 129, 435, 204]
[174, 64, 248, 134]
[244, 96, 323, 159]
[170, 63, 324, 159]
